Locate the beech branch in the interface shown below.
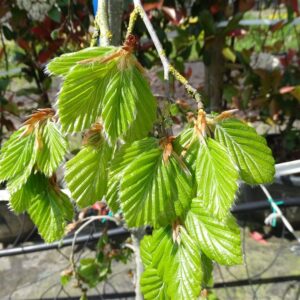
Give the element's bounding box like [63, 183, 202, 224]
[131, 0, 203, 107]
[96, 0, 111, 46]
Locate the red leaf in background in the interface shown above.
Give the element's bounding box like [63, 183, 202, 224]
[184, 66, 192, 79]
[37, 51, 51, 64]
[284, 0, 299, 15]
[38, 40, 62, 63]
[238, 0, 255, 12]
[17, 38, 29, 50]
[143, 0, 164, 11]
[210, 4, 220, 15]
[270, 20, 285, 32]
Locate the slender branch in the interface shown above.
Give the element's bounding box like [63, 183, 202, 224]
[130, 228, 145, 300]
[130, 1, 203, 107]
[96, 0, 111, 46]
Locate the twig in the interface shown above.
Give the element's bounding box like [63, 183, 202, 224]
[130, 1, 203, 107]
[70, 215, 119, 264]
[69, 215, 119, 296]
[96, 0, 112, 46]
[130, 227, 145, 300]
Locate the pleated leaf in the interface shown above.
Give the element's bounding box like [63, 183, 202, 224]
[57, 61, 115, 133]
[215, 118, 275, 184]
[185, 198, 242, 265]
[9, 174, 38, 213]
[202, 254, 214, 288]
[119, 138, 192, 227]
[196, 138, 238, 219]
[107, 138, 157, 212]
[27, 174, 73, 243]
[65, 138, 112, 207]
[55, 48, 156, 141]
[36, 121, 68, 177]
[122, 67, 157, 142]
[140, 235, 153, 268]
[141, 268, 169, 300]
[0, 128, 36, 182]
[166, 227, 202, 300]
[46, 46, 115, 76]
[101, 66, 136, 142]
[141, 226, 202, 300]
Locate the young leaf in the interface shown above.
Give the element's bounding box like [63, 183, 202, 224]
[57, 61, 115, 133]
[36, 121, 68, 177]
[119, 138, 192, 227]
[9, 174, 38, 213]
[55, 47, 156, 141]
[201, 254, 214, 288]
[141, 268, 170, 300]
[65, 137, 112, 208]
[185, 198, 242, 265]
[107, 138, 163, 213]
[0, 127, 36, 182]
[46, 47, 115, 76]
[196, 138, 239, 219]
[140, 235, 153, 268]
[148, 226, 202, 300]
[27, 174, 73, 243]
[122, 67, 157, 142]
[215, 118, 275, 184]
[101, 65, 137, 142]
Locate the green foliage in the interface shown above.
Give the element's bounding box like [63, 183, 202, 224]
[46, 47, 114, 77]
[195, 138, 239, 219]
[108, 137, 192, 227]
[185, 198, 242, 265]
[3, 37, 276, 298]
[36, 121, 68, 177]
[215, 118, 275, 184]
[0, 111, 70, 242]
[65, 131, 112, 207]
[0, 128, 36, 184]
[28, 174, 73, 243]
[50, 48, 157, 142]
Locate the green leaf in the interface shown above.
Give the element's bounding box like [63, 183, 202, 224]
[0, 128, 36, 182]
[65, 138, 112, 207]
[9, 174, 38, 213]
[166, 227, 202, 300]
[107, 138, 161, 213]
[101, 66, 136, 142]
[36, 121, 67, 177]
[141, 268, 169, 300]
[48, 6, 61, 23]
[46, 47, 115, 76]
[57, 61, 115, 133]
[215, 118, 275, 184]
[55, 50, 156, 142]
[140, 235, 153, 268]
[27, 174, 73, 243]
[77, 258, 99, 287]
[202, 254, 214, 288]
[185, 198, 242, 265]
[148, 226, 202, 300]
[196, 138, 238, 219]
[122, 67, 157, 142]
[119, 138, 192, 227]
